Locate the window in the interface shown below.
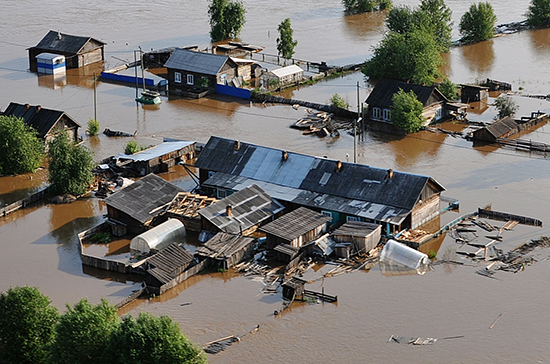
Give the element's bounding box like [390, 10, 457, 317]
[187, 74, 194, 85]
[346, 216, 360, 222]
[372, 107, 381, 119]
[174, 72, 182, 83]
[217, 189, 226, 199]
[321, 210, 334, 223]
[383, 108, 391, 121]
[435, 107, 442, 120]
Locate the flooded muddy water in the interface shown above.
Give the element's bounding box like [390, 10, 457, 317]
[1, 1, 550, 362]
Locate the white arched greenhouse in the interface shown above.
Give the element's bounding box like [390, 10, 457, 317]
[130, 219, 186, 256]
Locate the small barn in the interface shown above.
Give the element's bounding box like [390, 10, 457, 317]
[274, 243, 300, 264]
[130, 219, 186, 256]
[194, 232, 255, 270]
[28, 30, 105, 72]
[472, 117, 518, 143]
[164, 192, 218, 232]
[365, 79, 448, 134]
[2, 102, 80, 143]
[143, 243, 197, 295]
[262, 64, 304, 86]
[331, 221, 382, 254]
[461, 84, 489, 103]
[104, 173, 184, 235]
[260, 207, 332, 250]
[116, 140, 196, 176]
[164, 48, 240, 96]
[198, 184, 285, 235]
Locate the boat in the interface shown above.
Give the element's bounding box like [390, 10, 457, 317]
[136, 89, 161, 105]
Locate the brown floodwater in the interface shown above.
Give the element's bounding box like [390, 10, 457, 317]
[2, 1, 550, 362]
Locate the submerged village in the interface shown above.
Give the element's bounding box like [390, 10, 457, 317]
[3, 0, 550, 361]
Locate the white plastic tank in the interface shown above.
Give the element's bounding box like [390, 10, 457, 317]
[379, 239, 429, 272]
[130, 219, 186, 255]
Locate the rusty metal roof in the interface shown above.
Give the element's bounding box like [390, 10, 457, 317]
[198, 184, 284, 234]
[104, 174, 184, 224]
[259, 207, 331, 241]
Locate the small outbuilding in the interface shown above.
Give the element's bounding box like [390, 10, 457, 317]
[116, 140, 196, 176]
[28, 30, 106, 72]
[35, 53, 66, 75]
[2, 102, 80, 143]
[260, 207, 332, 249]
[130, 219, 186, 256]
[461, 84, 489, 103]
[262, 64, 304, 87]
[331, 221, 382, 254]
[199, 184, 285, 235]
[472, 117, 518, 143]
[194, 232, 255, 270]
[281, 276, 307, 301]
[274, 243, 300, 264]
[104, 173, 184, 235]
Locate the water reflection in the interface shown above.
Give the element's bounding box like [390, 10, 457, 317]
[529, 28, 550, 53]
[37, 73, 67, 89]
[342, 11, 386, 40]
[460, 39, 495, 74]
[385, 130, 446, 169]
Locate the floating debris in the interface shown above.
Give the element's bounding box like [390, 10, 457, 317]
[203, 325, 260, 354]
[489, 313, 502, 329]
[389, 335, 464, 345]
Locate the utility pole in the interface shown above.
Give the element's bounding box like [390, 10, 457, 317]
[139, 46, 145, 92]
[93, 73, 97, 122]
[354, 81, 360, 163]
[134, 49, 138, 99]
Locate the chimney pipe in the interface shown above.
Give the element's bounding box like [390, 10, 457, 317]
[36, 105, 41, 112]
[282, 151, 288, 161]
[226, 205, 233, 217]
[336, 160, 343, 172]
[25, 104, 30, 110]
[386, 169, 394, 180]
[234, 140, 241, 151]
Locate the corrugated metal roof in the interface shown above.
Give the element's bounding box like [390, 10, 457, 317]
[3, 102, 80, 138]
[260, 207, 331, 241]
[481, 117, 517, 138]
[270, 65, 303, 78]
[198, 184, 284, 234]
[104, 174, 184, 224]
[195, 232, 255, 260]
[118, 141, 195, 162]
[147, 243, 194, 275]
[195, 137, 444, 214]
[365, 79, 446, 109]
[31, 30, 105, 54]
[164, 48, 229, 75]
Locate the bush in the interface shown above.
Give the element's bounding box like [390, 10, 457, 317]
[391, 88, 425, 132]
[343, 0, 392, 14]
[438, 78, 459, 100]
[526, 0, 550, 28]
[87, 118, 99, 136]
[494, 95, 519, 119]
[0, 115, 43, 175]
[124, 140, 147, 155]
[329, 93, 350, 110]
[459, 2, 497, 43]
[48, 131, 95, 196]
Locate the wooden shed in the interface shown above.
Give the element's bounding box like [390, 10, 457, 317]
[274, 243, 300, 264]
[104, 174, 184, 235]
[331, 221, 382, 254]
[472, 117, 518, 143]
[260, 207, 332, 250]
[461, 84, 489, 103]
[116, 140, 196, 176]
[194, 232, 255, 270]
[2, 102, 80, 144]
[281, 277, 307, 301]
[28, 30, 105, 72]
[262, 64, 304, 86]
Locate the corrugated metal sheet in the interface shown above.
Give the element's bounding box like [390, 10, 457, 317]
[105, 174, 184, 224]
[260, 207, 331, 241]
[198, 184, 284, 234]
[32, 30, 105, 54]
[3, 102, 80, 138]
[164, 48, 229, 75]
[365, 79, 445, 108]
[118, 141, 195, 162]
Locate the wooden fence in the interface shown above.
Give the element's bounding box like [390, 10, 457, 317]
[0, 187, 48, 217]
[252, 93, 359, 119]
[478, 208, 543, 227]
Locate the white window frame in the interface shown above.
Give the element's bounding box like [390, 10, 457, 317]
[436, 107, 442, 120]
[383, 108, 391, 121]
[187, 74, 194, 85]
[174, 72, 182, 83]
[346, 216, 360, 222]
[321, 210, 334, 223]
[372, 107, 381, 119]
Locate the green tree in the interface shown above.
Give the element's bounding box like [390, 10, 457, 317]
[459, 2, 497, 43]
[494, 95, 519, 119]
[526, 0, 550, 28]
[86, 118, 99, 136]
[50, 299, 119, 364]
[47, 131, 95, 196]
[124, 140, 148, 155]
[362, 29, 442, 84]
[387, 0, 452, 52]
[108, 312, 207, 364]
[329, 93, 350, 110]
[0, 286, 59, 364]
[276, 18, 298, 59]
[0, 115, 43, 175]
[208, 0, 246, 42]
[343, 0, 392, 14]
[438, 77, 458, 100]
[391, 88, 425, 132]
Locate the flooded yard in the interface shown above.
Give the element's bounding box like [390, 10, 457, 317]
[1, 0, 550, 362]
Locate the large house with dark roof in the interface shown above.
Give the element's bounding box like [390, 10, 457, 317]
[365, 79, 449, 134]
[2, 102, 80, 143]
[28, 30, 106, 72]
[194, 136, 446, 235]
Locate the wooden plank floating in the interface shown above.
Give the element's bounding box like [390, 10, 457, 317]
[477, 208, 542, 227]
